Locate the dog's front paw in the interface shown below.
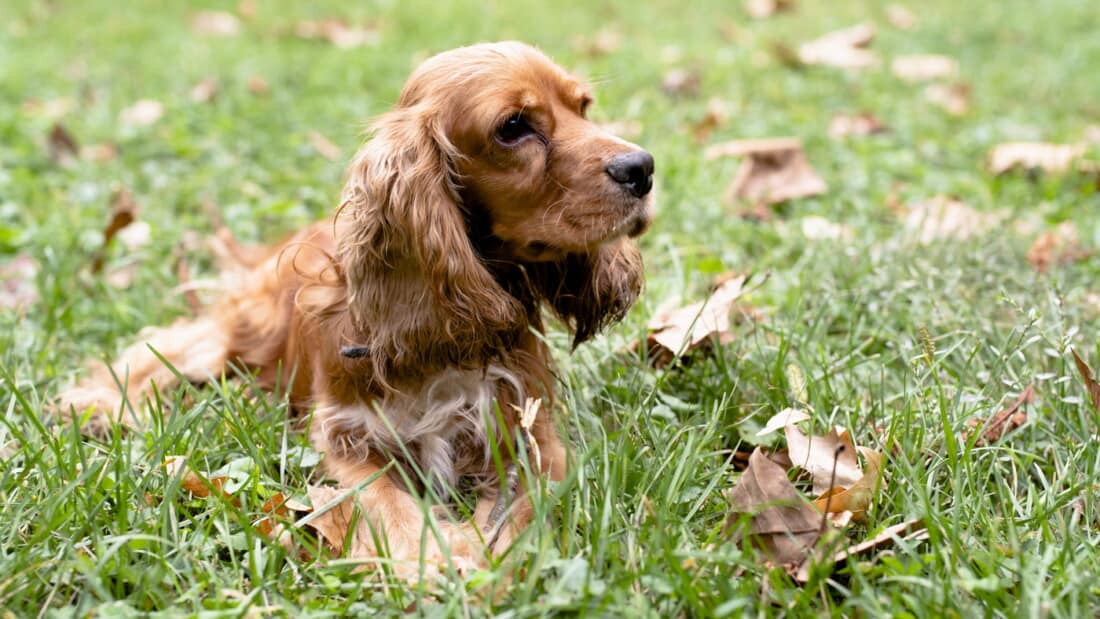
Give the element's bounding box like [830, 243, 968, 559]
[52, 386, 132, 437]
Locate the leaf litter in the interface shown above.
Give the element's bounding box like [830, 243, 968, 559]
[727, 409, 919, 580]
[706, 137, 827, 206]
[797, 23, 878, 69]
[641, 273, 754, 367]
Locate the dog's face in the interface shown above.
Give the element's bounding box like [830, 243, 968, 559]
[402, 42, 655, 262]
[340, 42, 651, 359]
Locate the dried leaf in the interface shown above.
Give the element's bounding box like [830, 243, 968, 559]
[516, 397, 543, 472]
[885, 5, 917, 30]
[47, 123, 80, 165]
[828, 112, 888, 138]
[812, 448, 884, 521]
[189, 78, 220, 104]
[120, 99, 164, 127]
[757, 408, 810, 437]
[575, 28, 621, 57]
[0, 254, 39, 310]
[725, 448, 823, 566]
[191, 10, 241, 37]
[306, 131, 341, 161]
[800, 216, 853, 241]
[662, 69, 700, 97]
[1072, 350, 1100, 413]
[300, 486, 370, 557]
[91, 188, 138, 273]
[692, 98, 731, 142]
[1027, 223, 1092, 273]
[163, 456, 233, 501]
[890, 54, 958, 82]
[247, 76, 270, 96]
[798, 23, 878, 69]
[645, 274, 748, 365]
[795, 518, 928, 583]
[744, 0, 793, 19]
[22, 97, 74, 120]
[786, 424, 862, 495]
[903, 195, 1003, 244]
[989, 142, 1087, 175]
[964, 385, 1034, 446]
[707, 137, 827, 205]
[924, 83, 970, 115]
[81, 143, 118, 162]
[295, 20, 380, 48]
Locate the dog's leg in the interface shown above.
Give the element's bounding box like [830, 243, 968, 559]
[475, 418, 568, 554]
[56, 316, 229, 434]
[319, 455, 486, 580]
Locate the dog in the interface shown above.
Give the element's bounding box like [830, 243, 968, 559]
[57, 41, 654, 576]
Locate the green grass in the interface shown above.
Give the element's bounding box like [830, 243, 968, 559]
[3, 0, 1100, 615]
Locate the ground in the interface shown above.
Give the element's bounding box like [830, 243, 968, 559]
[2, 0, 1100, 616]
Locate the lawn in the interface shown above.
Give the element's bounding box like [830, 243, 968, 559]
[3, 0, 1100, 615]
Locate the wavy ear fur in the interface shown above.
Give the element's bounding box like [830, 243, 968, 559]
[533, 240, 644, 348]
[338, 105, 524, 377]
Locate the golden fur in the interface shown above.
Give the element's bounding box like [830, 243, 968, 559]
[57, 42, 653, 577]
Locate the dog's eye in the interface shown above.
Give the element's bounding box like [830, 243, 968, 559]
[496, 113, 535, 145]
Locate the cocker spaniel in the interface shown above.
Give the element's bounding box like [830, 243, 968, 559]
[57, 41, 654, 576]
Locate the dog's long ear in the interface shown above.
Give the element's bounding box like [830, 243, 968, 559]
[338, 106, 523, 373]
[536, 239, 644, 348]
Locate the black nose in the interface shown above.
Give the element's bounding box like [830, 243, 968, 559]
[605, 151, 655, 198]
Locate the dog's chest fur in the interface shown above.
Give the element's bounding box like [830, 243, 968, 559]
[314, 364, 524, 491]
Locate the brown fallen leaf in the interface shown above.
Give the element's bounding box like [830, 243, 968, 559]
[692, 98, 731, 143]
[81, 143, 118, 162]
[247, 75, 270, 97]
[903, 195, 1003, 244]
[725, 448, 823, 566]
[47, 123, 80, 165]
[786, 423, 862, 495]
[120, 99, 164, 127]
[795, 518, 928, 583]
[1027, 223, 1092, 273]
[885, 5, 917, 30]
[0, 254, 39, 310]
[890, 54, 958, 82]
[964, 385, 1034, 446]
[295, 19, 380, 49]
[308, 131, 341, 161]
[924, 82, 970, 116]
[300, 485, 370, 557]
[91, 187, 138, 274]
[797, 23, 878, 69]
[662, 69, 700, 97]
[191, 10, 241, 37]
[989, 142, 1087, 175]
[164, 456, 234, 501]
[1071, 350, 1100, 413]
[190, 78, 220, 104]
[707, 137, 827, 205]
[644, 274, 749, 366]
[828, 112, 888, 138]
[744, 0, 793, 19]
[22, 97, 74, 120]
[812, 448, 884, 521]
[757, 408, 811, 437]
[574, 28, 622, 57]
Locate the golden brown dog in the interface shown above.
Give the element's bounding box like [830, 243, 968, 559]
[58, 41, 654, 576]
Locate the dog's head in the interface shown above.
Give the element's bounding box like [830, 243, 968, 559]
[339, 42, 653, 369]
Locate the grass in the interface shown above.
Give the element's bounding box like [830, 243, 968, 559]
[2, 0, 1100, 615]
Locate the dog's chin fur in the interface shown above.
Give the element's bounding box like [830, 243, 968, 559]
[55, 41, 651, 576]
